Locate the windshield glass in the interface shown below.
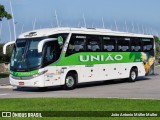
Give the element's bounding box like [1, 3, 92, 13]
[10, 33, 68, 72]
[26, 39, 42, 68]
[11, 37, 44, 71]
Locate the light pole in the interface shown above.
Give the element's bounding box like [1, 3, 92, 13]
[10, 1, 17, 41]
[8, 20, 12, 42]
[0, 23, 2, 42]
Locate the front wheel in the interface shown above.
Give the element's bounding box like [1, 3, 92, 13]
[64, 74, 77, 90]
[128, 68, 137, 82]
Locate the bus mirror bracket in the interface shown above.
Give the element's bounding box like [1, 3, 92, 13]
[38, 38, 57, 53]
[3, 41, 15, 54]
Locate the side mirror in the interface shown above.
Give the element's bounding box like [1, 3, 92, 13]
[3, 41, 15, 54]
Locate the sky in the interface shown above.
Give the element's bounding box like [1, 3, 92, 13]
[0, 0, 160, 43]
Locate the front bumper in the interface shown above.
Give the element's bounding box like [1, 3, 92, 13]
[10, 75, 45, 87]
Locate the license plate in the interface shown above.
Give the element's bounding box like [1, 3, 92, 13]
[19, 82, 24, 85]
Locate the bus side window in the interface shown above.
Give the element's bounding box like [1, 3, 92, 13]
[43, 41, 61, 66]
[86, 35, 101, 52]
[142, 38, 153, 52]
[66, 34, 86, 56]
[48, 33, 69, 45]
[73, 40, 85, 52]
[43, 42, 55, 66]
[131, 38, 142, 52]
[103, 36, 115, 52]
[117, 38, 130, 52]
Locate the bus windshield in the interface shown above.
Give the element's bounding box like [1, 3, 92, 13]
[11, 37, 45, 71]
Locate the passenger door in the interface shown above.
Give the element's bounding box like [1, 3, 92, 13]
[42, 41, 61, 86]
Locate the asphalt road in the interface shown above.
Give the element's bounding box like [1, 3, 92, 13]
[0, 67, 160, 99]
[0, 78, 10, 85]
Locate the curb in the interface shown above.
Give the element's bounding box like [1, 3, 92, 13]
[0, 83, 11, 86]
[0, 84, 12, 89]
[0, 85, 13, 89]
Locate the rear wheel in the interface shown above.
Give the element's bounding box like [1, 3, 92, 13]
[64, 73, 77, 90]
[128, 68, 137, 82]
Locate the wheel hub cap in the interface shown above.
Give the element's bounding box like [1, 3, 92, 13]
[131, 71, 136, 80]
[66, 76, 74, 87]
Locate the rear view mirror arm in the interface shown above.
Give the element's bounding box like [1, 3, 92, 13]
[3, 41, 15, 54]
[38, 38, 57, 53]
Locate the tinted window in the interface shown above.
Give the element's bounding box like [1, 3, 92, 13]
[86, 35, 101, 52]
[43, 40, 62, 66]
[117, 38, 130, 51]
[11, 38, 45, 71]
[102, 36, 116, 52]
[131, 38, 142, 52]
[142, 38, 153, 52]
[49, 33, 69, 45]
[66, 34, 86, 56]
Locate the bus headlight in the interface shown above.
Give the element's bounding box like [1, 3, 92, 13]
[33, 70, 48, 78]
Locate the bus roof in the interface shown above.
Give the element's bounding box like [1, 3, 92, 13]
[18, 27, 154, 39]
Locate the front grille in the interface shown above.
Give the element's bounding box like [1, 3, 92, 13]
[11, 75, 34, 80]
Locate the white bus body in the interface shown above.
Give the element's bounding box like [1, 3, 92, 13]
[3, 27, 155, 89]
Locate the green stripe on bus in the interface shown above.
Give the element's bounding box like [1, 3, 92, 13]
[51, 52, 142, 66]
[10, 70, 38, 77]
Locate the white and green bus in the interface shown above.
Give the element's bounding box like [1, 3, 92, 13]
[3, 27, 155, 89]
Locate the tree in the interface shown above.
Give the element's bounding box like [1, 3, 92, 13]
[154, 36, 160, 59]
[0, 4, 12, 21]
[0, 43, 13, 63]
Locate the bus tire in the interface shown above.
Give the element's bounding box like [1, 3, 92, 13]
[128, 68, 137, 82]
[13, 86, 22, 91]
[64, 73, 77, 90]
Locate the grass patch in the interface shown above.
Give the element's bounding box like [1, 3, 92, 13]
[1, 98, 160, 111]
[0, 98, 160, 119]
[0, 73, 9, 78]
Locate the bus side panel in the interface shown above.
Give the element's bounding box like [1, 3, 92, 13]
[79, 62, 145, 83]
[141, 50, 155, 75]
[45, 62, 146, 86]
[79, 65, 102, 82]
[98, 63, 129, 80]
[48, 62, 146, 86]
[44, 66, 61, 86]
[57, 66, 82, 85]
